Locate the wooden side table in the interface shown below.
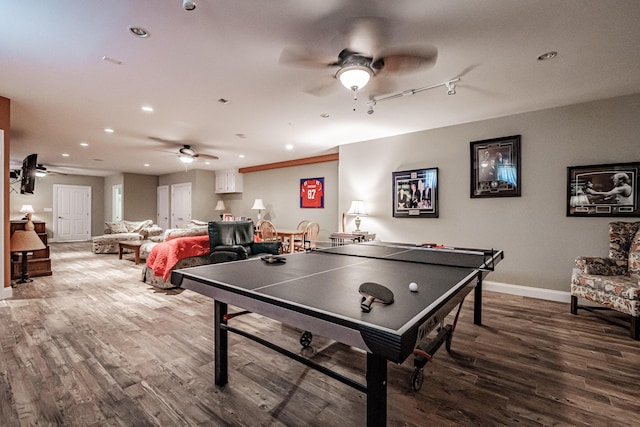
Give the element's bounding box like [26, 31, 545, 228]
[118, 240, 143, 265]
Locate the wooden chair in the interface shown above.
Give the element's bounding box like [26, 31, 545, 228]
[294, 221, 320, 252]
[258, 220, 280, 243]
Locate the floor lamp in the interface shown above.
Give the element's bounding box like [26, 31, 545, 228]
[10, 213, 46, 284]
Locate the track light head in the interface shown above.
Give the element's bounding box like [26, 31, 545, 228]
[446, 81, 456, 95]
[183, 0, 196, 11]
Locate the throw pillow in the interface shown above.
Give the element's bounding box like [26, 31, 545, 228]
[127, 219, 153, 233]
[628, 230, 640, 279]
[106, 221, 128, 234]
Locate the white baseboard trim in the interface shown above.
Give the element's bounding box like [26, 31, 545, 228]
[483, 280, 571, 303]
[0, 286, 13, 300]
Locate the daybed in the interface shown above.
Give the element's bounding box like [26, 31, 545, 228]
[141, 220, 281, 289]
[92, 219, 162, 254]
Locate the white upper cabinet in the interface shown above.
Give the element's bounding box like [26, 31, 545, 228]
[215, 169, 243, 193]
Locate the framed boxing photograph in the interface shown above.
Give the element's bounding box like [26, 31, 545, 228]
[392, 168, 438, 218]
[470, 135, 521, 198]
[567, 162, 640, 217]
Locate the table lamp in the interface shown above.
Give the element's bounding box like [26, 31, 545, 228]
[10, 213, 46, 284]
[19, 204, 35, 220]
[347, 200, 367, 232]
[215, 200, 227, 219]
[252, 198, 266, 220]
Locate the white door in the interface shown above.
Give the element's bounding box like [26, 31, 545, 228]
[157, 185, 169, 230]
[171, 182, 191, 228]
[54, 184, 91, 241]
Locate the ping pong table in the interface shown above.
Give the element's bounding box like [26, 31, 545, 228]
[171, 242, 503, 427]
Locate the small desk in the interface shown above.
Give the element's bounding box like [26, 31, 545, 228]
[118, 240, 143, 265]
[276, 229, 305, 253]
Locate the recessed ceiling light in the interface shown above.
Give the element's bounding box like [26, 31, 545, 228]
[141, 106, 154, 112]
[104, 128, 114, 133]
[129, 26, 150, 38]
[285, 144, 294, 150]
[218, 98, 230, 104]
[320, 113, 330, 118]
[144, 163, 150, 167]
[80, 142, 89, 147]
[205, 161, 210, 165]
[62, 153, 70, 157]
[537, 51, 558, 61]
[239, 154, 245, 159]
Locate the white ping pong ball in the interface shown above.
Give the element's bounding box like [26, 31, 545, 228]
[409, 282, 418, 292]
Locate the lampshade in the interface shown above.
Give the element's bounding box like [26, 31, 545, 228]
[215, 200, 227, 211]
[20, 205, 35, 214]
[346, 200, 367, 216]
[337, 66, 372, 91]
[251, 199, 266, 210]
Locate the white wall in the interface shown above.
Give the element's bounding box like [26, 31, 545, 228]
[339, 94, 640, 293]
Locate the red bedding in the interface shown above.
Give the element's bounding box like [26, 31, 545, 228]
[146, 235, 210, 280]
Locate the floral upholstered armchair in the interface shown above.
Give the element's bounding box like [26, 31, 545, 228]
[570, 221, 640, 339]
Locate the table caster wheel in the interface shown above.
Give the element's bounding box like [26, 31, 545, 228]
[300, 331, 313, 348]
[410, 368, 424, 391]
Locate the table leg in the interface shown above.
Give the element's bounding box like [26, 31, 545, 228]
[214, 300, 229, 385]
[366, 352, 387, 427]
[118, 245, 123, 260]
[474, 276, 482, 326]
[134, 247, 140, 265]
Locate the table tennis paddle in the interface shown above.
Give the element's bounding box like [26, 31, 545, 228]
[359, 282, 394, 312]
[261, 255, 286, 264]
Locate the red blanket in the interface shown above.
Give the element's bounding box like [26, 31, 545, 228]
[146, 235, 210, 280]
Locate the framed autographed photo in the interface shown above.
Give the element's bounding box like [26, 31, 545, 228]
[567, 162, 639, 217]
[392, 168, 438, 218]
[470, 135, 521, 198]
[300, 177, 324, 208]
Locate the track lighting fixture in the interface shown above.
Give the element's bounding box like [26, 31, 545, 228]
[368, 78, 461, 112]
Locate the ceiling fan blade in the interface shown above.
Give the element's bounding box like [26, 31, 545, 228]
[199, 153, 219, 160]
[367, 75, 396, 97]
[373, 46, 438, 74]
[342, 16, 388, 58]
[303, 75, 340, 97]
[279, 47, 338, 68]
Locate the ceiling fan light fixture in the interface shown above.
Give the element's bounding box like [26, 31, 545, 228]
[337, 66, 372, 91]
[179, 155, 194, 164]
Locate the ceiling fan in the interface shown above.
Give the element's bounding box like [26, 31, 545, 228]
[148, 137, 219, 163]
[279, 17, 438, 97]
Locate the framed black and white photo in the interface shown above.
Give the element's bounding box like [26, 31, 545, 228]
[470, 135, 521, 198]
[392, 168, 438, 218]
[567, 162, 639, 217]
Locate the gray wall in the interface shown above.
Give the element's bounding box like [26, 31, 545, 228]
[220, 161, 339, 242]
[338, 93, 640, 293]
[122, 173, 158, 221]
[10, 174, 105, 237]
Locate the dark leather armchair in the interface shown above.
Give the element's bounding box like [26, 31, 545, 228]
[208, 220, 282, 264]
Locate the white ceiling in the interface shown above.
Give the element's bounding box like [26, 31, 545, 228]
[2, 1, 640, 177]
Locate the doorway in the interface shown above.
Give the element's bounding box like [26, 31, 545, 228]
[157, 185, 169, 230]
[53, 184, 91, 241]
[170, 182, 191, 228]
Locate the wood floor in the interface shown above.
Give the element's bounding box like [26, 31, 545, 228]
[1, 242, 639, 426]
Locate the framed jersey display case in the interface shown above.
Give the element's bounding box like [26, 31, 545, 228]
[300, 177, 324, 208]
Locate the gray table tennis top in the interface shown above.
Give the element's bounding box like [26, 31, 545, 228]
[172, 242, 503, 362]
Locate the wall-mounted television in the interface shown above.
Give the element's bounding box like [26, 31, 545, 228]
[20, 153, 38, 194]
